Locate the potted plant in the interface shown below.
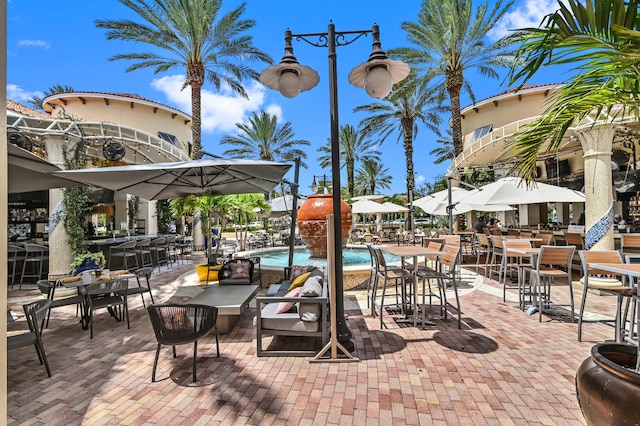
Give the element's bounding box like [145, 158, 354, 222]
[71, 250, 106, 275]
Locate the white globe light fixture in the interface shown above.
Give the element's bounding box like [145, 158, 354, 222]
[259, 30, 320, 97]
[348, 24, 410, 99]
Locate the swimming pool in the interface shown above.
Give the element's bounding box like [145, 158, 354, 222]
[246, 246, 401, 268]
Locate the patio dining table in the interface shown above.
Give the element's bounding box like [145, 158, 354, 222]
[379, 245, 443, 326]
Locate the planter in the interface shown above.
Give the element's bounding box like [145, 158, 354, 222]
[297, 194, 352, 258]
[576, 343, 640, 425]
[74, 258, 102, 275]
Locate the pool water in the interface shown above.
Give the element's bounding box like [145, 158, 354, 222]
[254, 247, 401, 268]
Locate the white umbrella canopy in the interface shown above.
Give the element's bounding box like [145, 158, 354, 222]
[382, 202, 409, 212]
[268, 194, 306, 217]
[414, 187, 514, 215]
[8, 143, 79, 193]
[53, 158, 292, 200]
[461, 176, 585, 206]
[350, 199, 400, 214]
[351, 194, 385, 201]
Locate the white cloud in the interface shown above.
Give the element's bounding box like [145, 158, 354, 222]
[6, 84, 42, 102]
[151, 75, 271, 134]
[489, 0, 560, 39]
[415, 175, 425, 184]
[18, 39, 50, 49]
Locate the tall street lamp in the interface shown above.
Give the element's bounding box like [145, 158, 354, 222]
[260, 22, 409, 351]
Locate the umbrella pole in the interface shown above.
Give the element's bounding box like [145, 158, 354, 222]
[287, 159, 300, 267]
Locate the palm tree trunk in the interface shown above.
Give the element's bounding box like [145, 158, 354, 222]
[347, 161, 355, 197]
[446, 71, 464, 157]
[401, 117, 415, 196]
[188, 62, 204, 159]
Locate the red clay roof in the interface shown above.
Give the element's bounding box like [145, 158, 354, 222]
[7, 99, 49, 118]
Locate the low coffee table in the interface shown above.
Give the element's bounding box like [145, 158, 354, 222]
[186, 284, 259, 334]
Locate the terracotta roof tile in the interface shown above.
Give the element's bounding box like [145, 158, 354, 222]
[7, 99, 49, 118]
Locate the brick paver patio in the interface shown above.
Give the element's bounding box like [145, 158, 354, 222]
[7, 255, 619, 425]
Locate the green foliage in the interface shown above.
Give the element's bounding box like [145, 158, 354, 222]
[62, 140, 91, 259]
[128, 195, 139, 229]
[71, 250, 106, 271]
[156, 199, 172, 234]
[220, 110, 310, 167]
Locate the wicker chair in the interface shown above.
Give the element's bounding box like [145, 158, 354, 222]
[8, 299, 52, 377]
[85, 278, 130, 339]
[147, 303, 219, 382]
[217, 258, 255, 285]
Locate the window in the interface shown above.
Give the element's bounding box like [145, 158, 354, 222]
[470, 125, 492, 143]
[158, 131, 180, 147]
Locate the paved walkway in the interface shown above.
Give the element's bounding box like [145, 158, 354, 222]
[7, 257, 620, 425]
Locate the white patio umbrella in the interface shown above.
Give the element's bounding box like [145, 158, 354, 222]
[351, 194, 385, 201]
[414, 188, 513, 216]
[268, 194, 306, 217]
[350, 199, 399, 214]
[461, 176, 585, 206]
[52, 158, 292, 200]
[382, 202, 409, 212]
[8, 143, 79, 193]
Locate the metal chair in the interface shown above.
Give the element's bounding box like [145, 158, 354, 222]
[37, 278, 85, 330]
[8, 244, 25, 288]
[371, 246, 414, 329]
[577, 250, 634, 342]
[134, 239, 153, 268]
[108, 240, 138, 271]
[149, 238, 168, 270]
[20, 243, 49, 286]
[127, 267, 155, 307]
[85, 278, 130, 339]
[524, 245, 576, 322]
[416, 244, 462, 329]
[8, 299, 52, 377]
[147, 303, 219, 382]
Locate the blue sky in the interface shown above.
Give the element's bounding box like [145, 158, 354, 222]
[7, 0, 566, 196]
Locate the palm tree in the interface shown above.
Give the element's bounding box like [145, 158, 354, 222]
[317, 124, 381, 197]
[95, 0, 271, 159]
[354, 72, 445, 197]
[220, 110, 310, 167]
[506, 0, 640, 180]
[354, 159, 392, 196]
[394, 0, 515, 157]
[430, 129, 455, 165]
[28, 85, 74, 111]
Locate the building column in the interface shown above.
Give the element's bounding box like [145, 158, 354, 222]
[138, 199, 157, 236]
[578, 125, 617, 250]
[113, 191, 128, 233]
[45, 137, 73, 274]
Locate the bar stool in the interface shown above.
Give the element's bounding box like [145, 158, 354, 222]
[20, 243, 49, 286]
[108, 240, 138, 271]
[134, 239, 153, 268]
[149, 238, 167, 269]
[8, 244, 25, 288]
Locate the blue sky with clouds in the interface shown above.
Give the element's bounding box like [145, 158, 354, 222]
[7, 0, 567, 196]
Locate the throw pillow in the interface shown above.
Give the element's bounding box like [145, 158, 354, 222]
[276, 287, 302, 314]
[290, 265, 314, 281]
[288, 271, 312, 291]
[300, 276, 323, 297]
[229, 262, 250, 279]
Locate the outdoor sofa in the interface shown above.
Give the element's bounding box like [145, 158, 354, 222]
[254, 266, 329, 356]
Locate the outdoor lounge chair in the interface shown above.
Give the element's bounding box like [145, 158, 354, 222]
[147, 303, 219, 382]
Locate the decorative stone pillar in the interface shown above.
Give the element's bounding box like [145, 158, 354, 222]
[193, 212, 204, 251]
[44, 137, 73, 274]
[577, 126, 617, 250]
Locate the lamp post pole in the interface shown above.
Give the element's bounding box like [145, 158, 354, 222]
[260, 22, 409, 353]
